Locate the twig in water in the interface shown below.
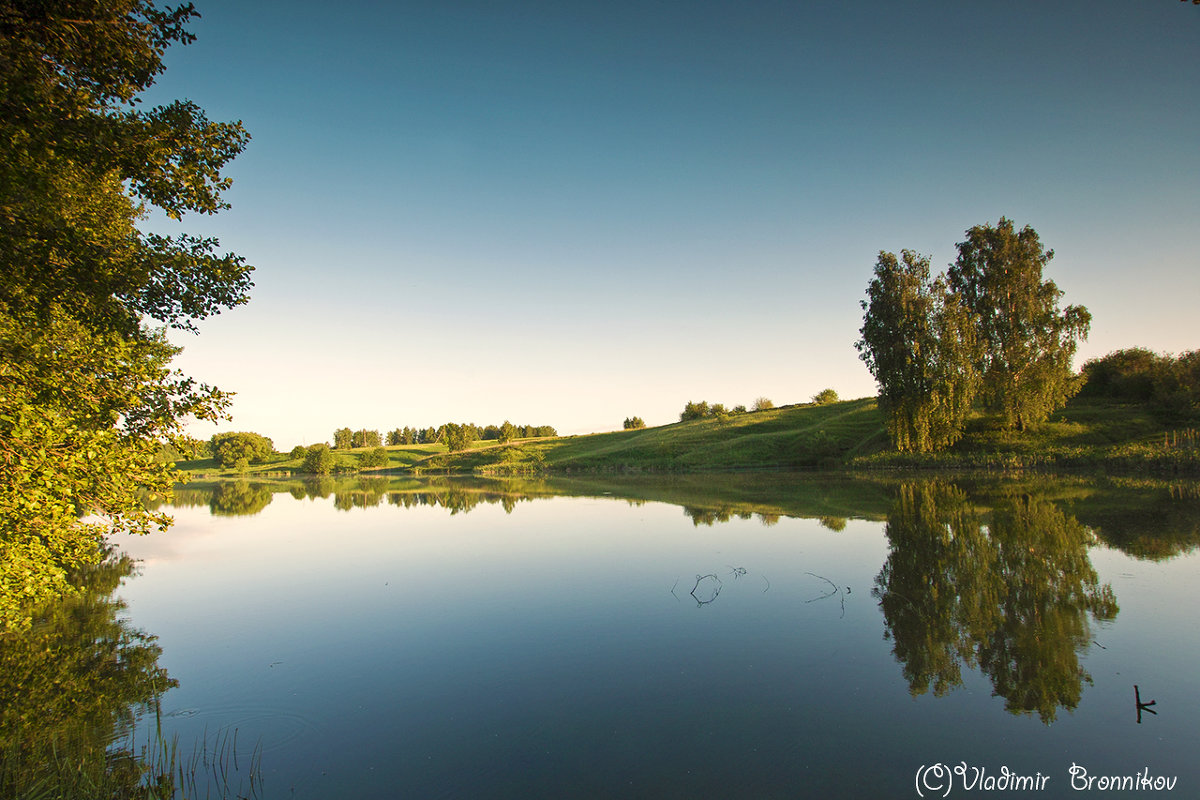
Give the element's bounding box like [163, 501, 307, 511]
[804, 572, 839, 602]
[691, 573, 722, 607]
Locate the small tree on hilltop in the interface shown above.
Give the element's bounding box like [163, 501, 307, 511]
[811, 388, 839, 405]
[623, 416, 646, 430]
[753, 397, 774, 411]
[680, 400, 710, 421]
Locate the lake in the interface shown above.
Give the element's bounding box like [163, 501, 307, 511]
[5, 473, 1199, 798]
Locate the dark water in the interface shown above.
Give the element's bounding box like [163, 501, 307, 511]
[8, 474, 1200, 798]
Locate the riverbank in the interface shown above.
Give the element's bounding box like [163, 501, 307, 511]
[174, 397, 1199, 479]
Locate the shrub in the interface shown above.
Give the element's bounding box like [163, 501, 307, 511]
[289, 445, 307, 460]
[680, 400, 710, 421]
[359, 446, 390, 469]
[623, 416, 646, 430]
[753, 397, 774, 411]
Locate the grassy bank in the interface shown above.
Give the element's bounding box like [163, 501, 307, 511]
[415, 397, 1199, 476]
[174, 397, 1199, 479]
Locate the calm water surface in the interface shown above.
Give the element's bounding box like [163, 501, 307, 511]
[26, 475, 1200, 797]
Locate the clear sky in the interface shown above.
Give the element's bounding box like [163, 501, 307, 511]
[142, 0, 1200, 449]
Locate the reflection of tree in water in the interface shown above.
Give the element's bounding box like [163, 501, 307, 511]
[209, 481, 273, 516]
[0, 551, 177, 795]
[1080, 482, 1200, 560]
[385, 489, 532, 515]
[873, 482, 1118, 723]
[333, 478, 389, 511]
[686, 510, 777, 527]
[302, 476, 335, 499]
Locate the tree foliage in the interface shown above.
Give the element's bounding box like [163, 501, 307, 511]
[209, 432, 273, 468]
[858, 220, 1089, 451]
[359, 446, 389, 469]
[0, 0, 251, 628]
[856, 250, 982, 452]
[811, 388, 839, 405]
[623, 416, 646, 430]
[442, 423, 475, 452]
[1080, 348, 1200, 421]
[301, 444, 334, 475]
[948, 218, 1090, 430]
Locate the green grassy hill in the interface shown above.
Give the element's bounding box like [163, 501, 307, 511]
[175, 396, 1199, 479]
[416, 396, 1199, 475]
[418, 399, 887, 474]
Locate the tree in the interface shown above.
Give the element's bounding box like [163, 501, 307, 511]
[302, 444, 334, 475]
[0, 1, 252, 627]
[442, 423, 474, 452]
[623, 416, 646, 430]
[753, 397, 774, 411]
[289, 445, 308, 460]
[947, 218, 1090, 430]
[209, 431, 273, 467]
[811, 388, 839, 405]
[498, 420, 518, 444]
[1079, 348, 1163, 402]
[332, 427, 353, 449]
[680, 400, 710, 421]
[856, 250, 982, 452]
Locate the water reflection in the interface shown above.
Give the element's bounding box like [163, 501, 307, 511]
[156, 473, 1200, 731]
[164, 474, 1200, 562]
[873, 483, 1118, 723]
[0, 551, 177, 797]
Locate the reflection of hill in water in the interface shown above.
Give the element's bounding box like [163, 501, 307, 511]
[165, 473, 1200, 560]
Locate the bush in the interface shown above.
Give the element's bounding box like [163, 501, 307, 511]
[289, 445, 307, 460]
[623, 416, 646, 430]
[753, 397, 774, 411]
[680, 400, 710, 421]
[359, 446, 390, 469]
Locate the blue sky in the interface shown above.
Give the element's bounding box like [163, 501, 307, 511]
[144, 0, 1200, 448]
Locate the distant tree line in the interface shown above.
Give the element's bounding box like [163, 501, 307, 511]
[857, 218, 1091, 452]
[678, 396, 780, 423]
[329, 422, 557, 452]
[332, 428, 383, 449]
